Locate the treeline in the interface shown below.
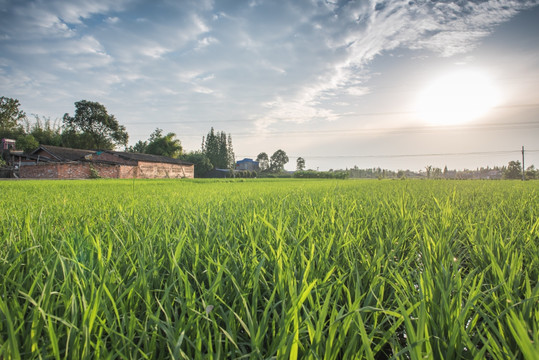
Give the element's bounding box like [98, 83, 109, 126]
[0, 98, 128, 152]
[0, 96, 238, 177]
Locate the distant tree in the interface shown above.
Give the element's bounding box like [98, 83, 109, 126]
[62, 100, 128, 150]
[504, 160, 522, 179]
[270, 149, 289, 173]
[0, 96, 25, 138]
[145, 128, 182, 158]
[425, 165, 433, 179]
[296, 157, 305, 171]
[181, 151, 213, 177]
[525, 165, 537, 180]
[256, 152, 269, 171]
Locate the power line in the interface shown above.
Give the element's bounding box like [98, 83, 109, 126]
[236, 149, 539, 160]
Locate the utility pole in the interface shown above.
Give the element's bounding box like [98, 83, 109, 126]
[522, 146, 525, 181]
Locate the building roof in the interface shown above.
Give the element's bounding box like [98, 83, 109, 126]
[105, 151, 192, 165]
[31, 145, 193, 166]
[236, 158, 259, 164]
[32, 145, 95, 161]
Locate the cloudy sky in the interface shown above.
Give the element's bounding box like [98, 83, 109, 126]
[1, 0, 538, 171]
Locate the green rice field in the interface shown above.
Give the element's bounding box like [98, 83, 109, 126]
[0, 179, 538, 359]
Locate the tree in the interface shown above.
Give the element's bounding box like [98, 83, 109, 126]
[26, 115, 62, 146]
[296, 157, 305, 171]
[270, 149, 289, 173]
[202, 128, 234, 169]
[128, 140, 148, 153]
[62, 100, 128, 150]
[504, 160, 522, 179]
[256, 152, 269, 172]
[227, 133, 235, 171]
[0, 96, 26, 138]
[425, 165, 433, 179]
[15, 134, 39, 153]
[525, 165, 538, 180]
[181, 151, 213, 177]
[145, 128, 182, 158]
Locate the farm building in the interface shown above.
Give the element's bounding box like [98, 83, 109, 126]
[236, 158, 259, 171]
[18, 145, 194, 179]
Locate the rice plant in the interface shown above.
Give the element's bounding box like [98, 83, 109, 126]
[0, 179, 537, 359]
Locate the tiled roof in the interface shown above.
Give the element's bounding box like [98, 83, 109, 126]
[106, 151, 193, 165]
[33, 145, 95, 161]
[31, 145, 193, 165]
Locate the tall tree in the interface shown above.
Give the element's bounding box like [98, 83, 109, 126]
[256, 152, 269, 171]
[0, 96, 25, 138]
[227, 134, 235, 170]
[145, 128, 182, 158]
[202, 128, 234, 169]
[270, 149, 289, 173]
[296, 157, 306, 171]
[62, 100, 128, 150]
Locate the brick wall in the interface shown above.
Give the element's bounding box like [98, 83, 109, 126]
[137, 161, 194, 179]
[20, 164, 59, 179]
[20, 163, 122, 179]
[20, 161, 194, 179]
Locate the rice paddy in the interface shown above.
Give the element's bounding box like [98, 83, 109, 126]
[0, 179, 538, 359]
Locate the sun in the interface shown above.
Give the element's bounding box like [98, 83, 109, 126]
[416, 69, 501, 126]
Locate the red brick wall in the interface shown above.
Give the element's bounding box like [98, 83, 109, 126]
[20, 163, 122, 179]
[20, 164, 59, 178]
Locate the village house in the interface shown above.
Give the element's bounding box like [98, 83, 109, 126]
[236, 158, 259, 171]
[18, 145, 194, 179]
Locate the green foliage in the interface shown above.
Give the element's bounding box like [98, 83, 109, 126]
[145, 128, 182, 158]
[0, 96, 25, 138]
[269, 149, 289, 173]
[62, 100, 128, 150]
[89, 164, 102, 179]
[525, 165, 538, 180]
[24, 115, 63, 147]
[293, 170, 348, 179]
[504, 160, 522, 179]
[181, 151, 213, 177]
[14, 134, 39, 153]
[0, 180, 537, 358]
[128, 140, 148, 153]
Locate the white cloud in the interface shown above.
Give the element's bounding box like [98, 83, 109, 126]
[105, 16, 120, 24]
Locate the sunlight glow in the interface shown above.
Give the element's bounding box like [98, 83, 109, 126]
[416, 70, 501, 126]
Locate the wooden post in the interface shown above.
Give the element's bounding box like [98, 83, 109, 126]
[522, 146, 525, 181]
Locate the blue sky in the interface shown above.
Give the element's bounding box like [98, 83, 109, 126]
[1, 0, 538, 171]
